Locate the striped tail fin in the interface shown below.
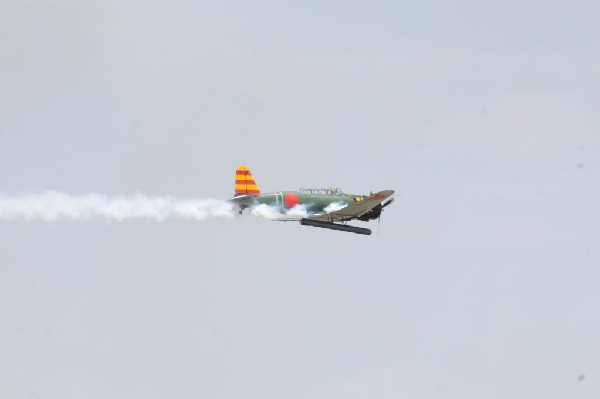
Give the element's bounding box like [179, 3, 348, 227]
[235, 166, 261, 196]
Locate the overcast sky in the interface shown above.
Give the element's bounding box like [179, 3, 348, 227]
[1, 1, 599, 398]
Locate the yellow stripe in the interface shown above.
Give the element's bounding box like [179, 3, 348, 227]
[235, 167, 260, 193]
[235, 184, 260, 190]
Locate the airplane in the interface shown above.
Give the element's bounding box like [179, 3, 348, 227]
[229, 166, 395, 235]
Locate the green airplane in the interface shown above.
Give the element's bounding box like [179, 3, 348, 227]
[230, 166, 395, 235]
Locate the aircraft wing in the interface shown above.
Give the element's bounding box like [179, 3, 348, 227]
[306, 190, 395, 223]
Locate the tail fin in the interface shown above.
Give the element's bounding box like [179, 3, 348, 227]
[235, 166, 261, 196]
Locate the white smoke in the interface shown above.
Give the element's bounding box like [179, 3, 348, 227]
[324, 202, 348, 213]
[0, 191, 235, 222]
[249, 204, 309, 219]
[0, 192, 347, 223]
[248, 202, 347, 220]
[285, 204, 309, 218]
[249, 204, 282, 219]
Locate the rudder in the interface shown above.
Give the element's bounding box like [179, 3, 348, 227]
[235, 166, 261, 195]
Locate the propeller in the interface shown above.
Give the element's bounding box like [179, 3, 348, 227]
[376, 198, 394, 235]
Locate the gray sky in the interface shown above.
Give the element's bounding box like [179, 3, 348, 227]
[1, 1, 599, 398]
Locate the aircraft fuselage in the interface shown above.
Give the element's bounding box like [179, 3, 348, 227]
[254, 191, 357, 214]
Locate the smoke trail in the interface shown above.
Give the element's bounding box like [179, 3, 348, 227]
[249, 203, 347, 220]
[0, 191, 234, 222]
[250, 204, 283, 219]
[0, 192, 349, 223]
[249, 204, 309, 219]
[324, 202, 348, 213]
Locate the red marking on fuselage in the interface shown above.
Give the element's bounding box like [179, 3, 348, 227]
[284, 193, 300, 208]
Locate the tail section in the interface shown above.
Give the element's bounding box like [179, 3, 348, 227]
[235, 166, 261, 196]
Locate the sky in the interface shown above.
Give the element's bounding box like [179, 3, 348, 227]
[1, 0, 599, 398]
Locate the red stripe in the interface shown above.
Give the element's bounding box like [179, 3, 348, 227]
[236, 171, 249, 176]
[235, 179, 256, 185]
[235, 189, 260, 194]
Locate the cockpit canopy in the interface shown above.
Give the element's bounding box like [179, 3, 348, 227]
[299, 187, 344, 195]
